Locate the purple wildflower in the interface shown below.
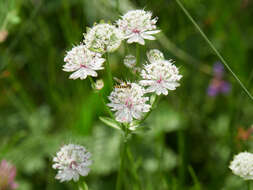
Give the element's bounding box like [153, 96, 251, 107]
[0, 160, 18, 190]
[207, 62, 231, 97]
[213, 62, 224, 78]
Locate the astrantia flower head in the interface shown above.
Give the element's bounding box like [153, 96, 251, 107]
[140, 58, 182, 95]
[0, 160, 18, 190]
[95, 79, 104, 90]
[229, 152, 253, 180]
[124, 54, 136, 68]
[117, 9, 160, 45]
[52, 144, 92, 182]
[107, 82, 151, 123]
[147, 49, 164, 63]
[84, 23, 123, 53]
[63, 44, 105, 80]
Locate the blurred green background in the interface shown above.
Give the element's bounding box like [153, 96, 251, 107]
[1, 0, 253, 189]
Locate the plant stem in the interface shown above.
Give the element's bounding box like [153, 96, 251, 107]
[174, 0, 253, 101]
[126, 146, 142, 190]
[178, 129, 186, 188]
[105, 53, 113, 90]
[77, 180, 88, 190]
[116, 133, 128, 190]
[136, 44, 140, 67]
[247, 181, 251, 190]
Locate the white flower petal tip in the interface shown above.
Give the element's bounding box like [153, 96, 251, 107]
[107, 82, 151, 123]
[84, 23, 123, 53]
[117, 10, 160, 45]
[63, 44, 105, 80]
[52, 144, 92, 182]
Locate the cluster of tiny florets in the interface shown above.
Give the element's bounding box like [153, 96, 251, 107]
[52, 144, 92, 182]
[140, 58, 182, 95]
[147, 49, 164, 63]
[124, 54, 136, 68]
[84, 23, 123, 53]
[229, 152, 253, 180]
[107, 83, 151, 123]
[63, 44, 105, 80]
[117, 10, 160, 45]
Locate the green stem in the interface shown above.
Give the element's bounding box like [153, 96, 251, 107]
[247, 181, 251, 190]
[77, 180, 88, 190]
[116, 133, 128, 190]
[126, 146, 142, 190]
[105, 53, 113, 90]
[136, 44, 140, 67]
[174, 0, 253, 101]
[178, 129, 185, 188]
[115, 0, 120, 13]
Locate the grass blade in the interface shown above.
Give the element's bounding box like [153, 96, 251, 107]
[174, 0, 253, 101]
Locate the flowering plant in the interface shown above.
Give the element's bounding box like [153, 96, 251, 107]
[57, 9, 182, 189]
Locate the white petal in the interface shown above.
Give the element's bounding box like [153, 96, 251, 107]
[145, 30, 160, 35]
[141, 33, 156, 40]
[127, 34, 139, 44]
[69, 69, 87, 80]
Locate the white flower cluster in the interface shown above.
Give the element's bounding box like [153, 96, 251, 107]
[117, 10, 160, 45]
[107, 83, 151, 123]
[108, 49, 182, 123]
[140, 49, 182, 95]
[229, 152, 253, 180]
[63, 44, 105, 80]
[52, 144, 92, 182]
[84, 23, 123, 53]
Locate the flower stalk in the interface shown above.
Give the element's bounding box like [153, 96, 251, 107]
[116, 125, 129, 190]
[105, 53, 113, 90]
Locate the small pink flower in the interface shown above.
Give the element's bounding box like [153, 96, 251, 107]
[0, 160, 18, 190]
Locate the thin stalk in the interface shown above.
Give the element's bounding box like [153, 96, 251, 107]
[115, 0, 120, 13]
[116, 133, 128, 190]
[136, 44, 140, 67]
[247, 181, 251, 190]
[105, 53, 113, 90]
[178, 129, 185, 188]
[126, 146, 142, 190]
[78, 181, 88, 190]
[174, 0, 253, 101]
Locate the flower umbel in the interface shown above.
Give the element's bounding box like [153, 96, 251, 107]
[63, 44, 105, 80]
[117, 10, 160, 45]
[147, 49, 164, 63]
[124, 54, 136, 68]
[52, 144, 92, 182]
[140, 58, 182, 95]
[84, 23, 123, 53]
[229, 152, 253, 180]
[107, 82, 151, 123]
[0, 160, 18, 190]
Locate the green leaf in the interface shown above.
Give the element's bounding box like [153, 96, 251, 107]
[99, 116, 121, 130]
